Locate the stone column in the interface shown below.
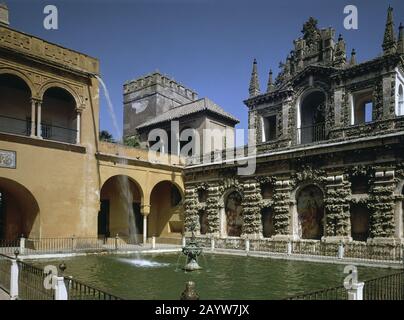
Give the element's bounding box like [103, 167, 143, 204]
[324, 174, 352, 242]
[141, 204, 151, 245]
[36, 100, 43, 139]
[30, 99, 36, 138]
[369, 170, 397, 240]
[76, 110, 81, 145]
[241, 180, 262, 239]
[272, 179, 293, 238]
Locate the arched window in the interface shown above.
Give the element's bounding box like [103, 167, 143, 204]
[398, 84, 404, 116]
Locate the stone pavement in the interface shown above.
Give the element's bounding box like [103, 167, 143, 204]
[0, 288, 9, 300]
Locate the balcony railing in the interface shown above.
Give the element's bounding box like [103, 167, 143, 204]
[297, 122, 326, 145]
[0, 115, 77, 144]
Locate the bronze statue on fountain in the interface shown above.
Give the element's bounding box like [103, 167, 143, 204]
[182, 222, 203, 271]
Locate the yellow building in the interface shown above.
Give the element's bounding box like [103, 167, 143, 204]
[0, 5, 184, 243]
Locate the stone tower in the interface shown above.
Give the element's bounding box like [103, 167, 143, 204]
[123, 72, 198, 138]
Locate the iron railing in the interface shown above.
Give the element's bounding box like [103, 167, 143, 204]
[286, 271, 404, 301]
[286, 284, 348, 300]
[17, 260, 54, 300]
[0, 115, 77, 144]
[297, 122, 326, 144]
[364, 272, 404, 300]
[65, 277, 122, 300]
[0, 253, 11, 294]
[0, 254, 123, 300]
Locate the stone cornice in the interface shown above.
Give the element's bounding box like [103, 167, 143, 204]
[0, 25, 99, 77]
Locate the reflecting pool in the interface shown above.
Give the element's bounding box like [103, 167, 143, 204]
[30, 253, 396, 300]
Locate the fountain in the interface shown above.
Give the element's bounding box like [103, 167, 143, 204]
[95, 75, 141, 251]
[182, 222, 203, 271]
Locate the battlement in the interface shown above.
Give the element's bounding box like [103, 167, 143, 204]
[124, 72, 198, 101]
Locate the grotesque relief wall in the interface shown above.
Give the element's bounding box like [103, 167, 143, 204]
[296, 185, 324, 240]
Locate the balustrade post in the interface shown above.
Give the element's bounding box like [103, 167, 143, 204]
[245, 239, 250, 253]
[10, 259, 19, 300]
[211, 237, 215, 252]
[19, 235, 25, 255]
[115, 234, 119, 251]
[338, 242, 345, 259]
[287, 241, 292, 255]
[54, 276, 68, 300]
[347, 282, 365, 300]
[152, 236, 156, 249]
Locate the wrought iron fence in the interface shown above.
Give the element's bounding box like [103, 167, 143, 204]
[286, 271, 404, 301]
[364, 272, 404, 300]
[64, 276, 122, 300]
[17, 260, 54, 300]
[0, 253, 11, 294]
[286, 284, 348, 300]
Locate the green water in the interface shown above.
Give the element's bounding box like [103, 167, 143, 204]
[30, 253, 396, 300]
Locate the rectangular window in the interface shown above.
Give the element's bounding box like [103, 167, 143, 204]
[353, 90, 373, 125]
[263, 115, 277, 142]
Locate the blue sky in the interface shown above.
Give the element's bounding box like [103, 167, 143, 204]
[6, 0, 404, 140]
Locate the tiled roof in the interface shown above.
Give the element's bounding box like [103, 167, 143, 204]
[136, 98, 239, 129]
